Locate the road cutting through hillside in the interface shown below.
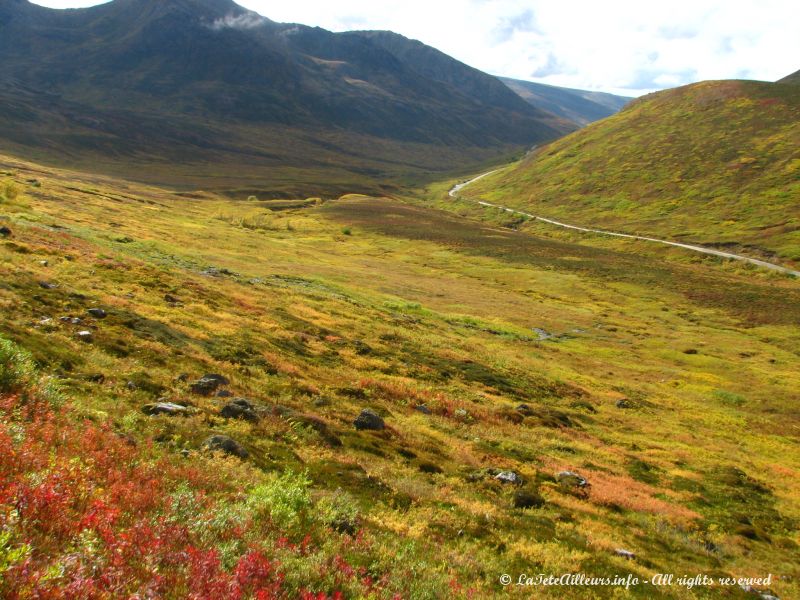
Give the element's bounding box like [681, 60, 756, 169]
[449, 171, 800, 277]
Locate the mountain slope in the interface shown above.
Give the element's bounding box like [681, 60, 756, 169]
[466, 79, 800, 263]
[500, 77, 631, 126]
[778, 69, 800, 84]
[0, 0, 573, 196]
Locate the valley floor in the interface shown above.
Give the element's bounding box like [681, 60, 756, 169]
[1, 153, 798, 598]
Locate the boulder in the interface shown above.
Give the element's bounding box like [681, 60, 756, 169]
[556, 471, 588, 488]
[142, 402, 190, 416]
[516, 403, 534, 416]
[204, 435, 248, 459]
[616, 399, 632, 409]
[220, 398, 259, 422]
[513, 489, 545, 509]
[216, 389, 233, 398]
[87, 308, 107, 319]
[414, 404, 432, 415]
[75, 330, 93, 342]
[354, 408, 384, 431]
[39, 281, 58, 290]
[0, 226, 11, 237]
[191, 374, 230, 396]
[495, 471, 523, 485]
[614, 548, 636, 560]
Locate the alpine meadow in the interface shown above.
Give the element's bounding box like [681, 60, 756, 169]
[0, 1, 798, 599]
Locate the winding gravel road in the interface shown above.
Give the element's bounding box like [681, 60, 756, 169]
[449, 171, 800, 277]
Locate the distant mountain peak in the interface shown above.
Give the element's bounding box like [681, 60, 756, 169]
[778, 69, 800, 84]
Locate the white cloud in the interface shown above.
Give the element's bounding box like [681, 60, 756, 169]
[209, 12, 267, 31]
[30, 0, 800, 96]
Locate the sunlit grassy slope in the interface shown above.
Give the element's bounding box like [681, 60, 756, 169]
[467, 79, 800, 264]
[1, 153, 799, 598]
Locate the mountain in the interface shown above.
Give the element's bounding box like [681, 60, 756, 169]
[0, 0, 574, 197]
[778, 69, 800, 84]
[500, 77, 631, 126]
[464, 79, 800, 263]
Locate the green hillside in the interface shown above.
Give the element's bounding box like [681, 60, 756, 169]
[466, 79, 800, 264]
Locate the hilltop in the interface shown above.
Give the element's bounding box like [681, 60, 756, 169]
[0, 0, 574, 197]
[464, 78, 800, 264]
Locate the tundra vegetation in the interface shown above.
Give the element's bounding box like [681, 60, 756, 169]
[0, 153, 797, 599]
[460, 80, 800, 265]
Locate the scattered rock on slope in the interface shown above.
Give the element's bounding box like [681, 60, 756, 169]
[495, 471, 523, 485]
[220, 398, 259, 422]
[0, 226, 11, 237]
[191, 374, 230, 396]
[556, 471, 588, 488]
[87, 308, 107, 319]
[354, 409, 385, 431]
[142, 402, 191, 416]
[204, 435, 248, 459]
[75, 330, 93, 342]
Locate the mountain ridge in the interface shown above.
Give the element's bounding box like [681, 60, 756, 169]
[0, 0, 574, 195]
[500, 77, 631, 125]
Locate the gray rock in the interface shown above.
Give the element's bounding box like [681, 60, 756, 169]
[39, 260, 49, 267]
[454, 408, 469, 419]
[215, 389, 233, 398]
[126, 381, 138, 391]
[516, 403, 534, 416]
[0, 226, 12, 237]
[204, 435, 248, 459]
[220, 398, 259, 422]
[191, 374, 230, 396]
[39, 281, 58, 290]
[75, 330, 93, 342]
[556, 471, 588, 488]
[616, 399, 632, 409]
[414, 404, 432, 415]
[354, 408, 384, 431]
[142, 402, 190, 416]
[87, 308, 107, 319]
[495, 471, 523, 485]
[614, 549, 635, 560]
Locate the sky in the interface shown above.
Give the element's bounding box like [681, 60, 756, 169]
[30, 0, 800, 97]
